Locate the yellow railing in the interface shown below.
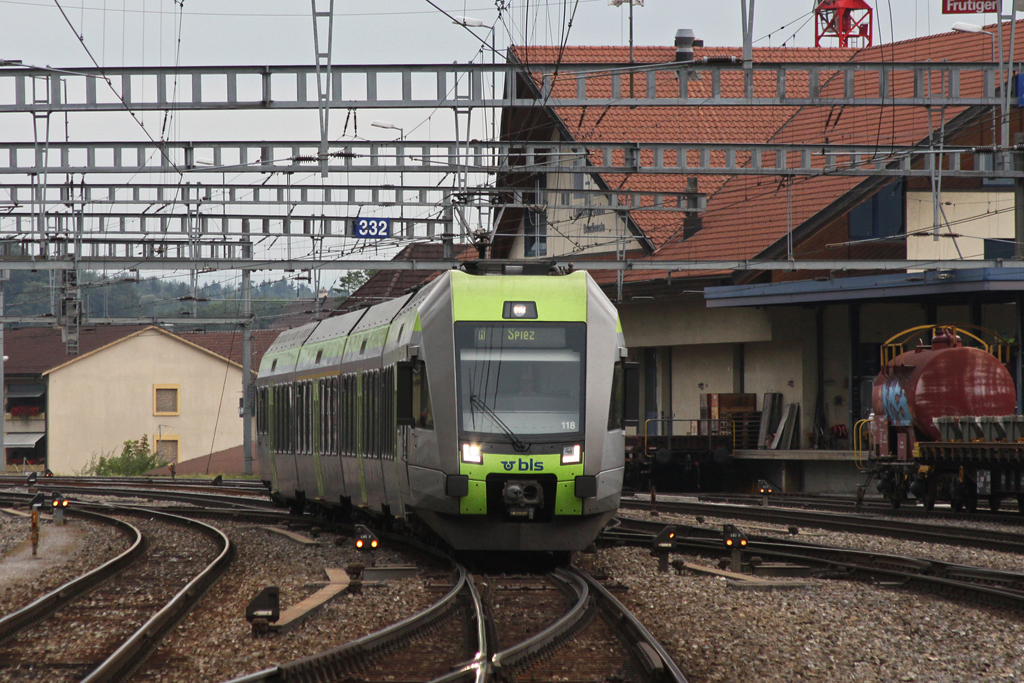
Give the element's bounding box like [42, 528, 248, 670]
[880, 323, 1012, 369]
[643, 418, 736, 454]
[853, 418, 873, 471]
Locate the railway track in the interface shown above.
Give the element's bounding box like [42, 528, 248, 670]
[609, 515, 1024, 614]
[2, 479, 273, 510]
[620, 498, 1024, 554]
[693, 491, 1024, 523]
[223, 549, 684, 683]
[0, 498, 232, 682]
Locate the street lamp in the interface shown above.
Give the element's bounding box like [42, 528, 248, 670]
[952, 22, 997, 151]
[952, 22, 995, 61]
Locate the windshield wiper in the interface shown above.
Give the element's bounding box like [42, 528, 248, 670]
[469, 394, 530, 453]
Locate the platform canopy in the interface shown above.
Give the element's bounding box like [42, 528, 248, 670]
[705, 268, 1024, 308]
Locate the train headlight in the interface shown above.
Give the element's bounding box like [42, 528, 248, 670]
[461, 443, 482, 464]
[561, 444, 582, 465]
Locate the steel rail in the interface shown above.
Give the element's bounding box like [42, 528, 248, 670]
[425, 573, 490, 683]
[618, 499, 1024, 554]
[490, 568, 593, 674]
[81, 508, 233, 683]
[25, 482, 273, 510]
[0, 507, 143, 640]
[571, 567, 689, 683]
[610, 518, 1024, 611]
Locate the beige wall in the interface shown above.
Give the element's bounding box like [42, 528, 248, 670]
[670, 344, 741, 420]
[45, 329, 245, 474]
[620, 299, 772, 348]
[906, 190, 1011, 261]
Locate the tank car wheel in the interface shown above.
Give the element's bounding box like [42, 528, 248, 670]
[922, 496, 936, 512]
[989, 497, 1001, 513]
[889, 496, 901, 510]
[950, 500, 964, 513]
[965, 497, 978, 513]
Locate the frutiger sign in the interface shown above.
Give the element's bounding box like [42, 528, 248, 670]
[943, 0, 998, 13]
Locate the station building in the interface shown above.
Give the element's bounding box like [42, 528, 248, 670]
[480, 24, 1024, 493]
[3, 325, 276, 474]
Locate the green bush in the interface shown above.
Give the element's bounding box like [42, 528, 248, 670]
[82, 435, 170, 476]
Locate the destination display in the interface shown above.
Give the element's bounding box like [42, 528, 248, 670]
[473, 325, 567, 348]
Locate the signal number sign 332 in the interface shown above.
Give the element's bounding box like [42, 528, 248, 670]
[352, 217, 391, 239]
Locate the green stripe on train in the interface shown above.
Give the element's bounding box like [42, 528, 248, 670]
[450, 271, 588, 322]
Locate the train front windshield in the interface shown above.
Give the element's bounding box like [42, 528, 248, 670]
[455, 322, 586, 440]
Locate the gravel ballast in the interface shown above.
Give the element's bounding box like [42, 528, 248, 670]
[596, 509, 1024, 682]
[131, 522, 444, 683]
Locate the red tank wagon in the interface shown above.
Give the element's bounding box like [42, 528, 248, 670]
[866, 325, 1024, 512]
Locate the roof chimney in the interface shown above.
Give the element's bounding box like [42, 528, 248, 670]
[675, 29, 695, 62]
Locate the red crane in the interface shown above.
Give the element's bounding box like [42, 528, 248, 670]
[814, 0, 874, 48]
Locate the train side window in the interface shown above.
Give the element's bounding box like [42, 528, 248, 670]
[608, 362, 623, 430]
[335, 376, 344, 456]
[412, 360, 434, 430]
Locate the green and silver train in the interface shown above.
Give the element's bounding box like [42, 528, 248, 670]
[255, 269, 638, 551]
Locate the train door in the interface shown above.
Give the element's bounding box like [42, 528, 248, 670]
[378, 365, 405, 517]
[361, 369, 387, 510]
[265, 386, 279, 490]
[340, 374, 362, 506]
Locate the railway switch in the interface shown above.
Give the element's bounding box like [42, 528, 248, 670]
[246, 586, 280, 635]
[723, 524, 748, 572]
[354, 524, 378, 550]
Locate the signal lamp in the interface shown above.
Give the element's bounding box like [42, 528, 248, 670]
[652, 525, 678, 550]
[722, 523, 748, 548]
[758, 479, 774, 495]
[354, 524, 378, 551]
[561, 444, 582, 465]
[461, 443, 482, 464]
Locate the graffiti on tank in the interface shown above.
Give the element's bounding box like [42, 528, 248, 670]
[881, 380, 912, 426]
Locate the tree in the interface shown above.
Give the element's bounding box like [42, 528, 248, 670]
[81, 435, 170, 476]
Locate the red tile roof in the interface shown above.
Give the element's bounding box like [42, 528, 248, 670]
[3, 325, 277, 376]
[510, 25, 1013, 284]
[335, 242, 474, 313]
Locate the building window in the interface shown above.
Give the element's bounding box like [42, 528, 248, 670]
[984, 238, 1015, 260]
[524, 210, 547, 257]
[155, 437, 179, 463]
[154, 385, 180, 416]
[849, 180, 904, 241]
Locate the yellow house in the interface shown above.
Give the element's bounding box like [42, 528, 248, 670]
[4, 325, 277, 474]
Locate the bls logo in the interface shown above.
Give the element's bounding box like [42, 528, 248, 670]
[500, 459, 545, 472]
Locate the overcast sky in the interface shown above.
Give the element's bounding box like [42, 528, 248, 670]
[0, 0, 1004, 70]
[0, 0, 1008, 142]
[0, 1, 1012, 291]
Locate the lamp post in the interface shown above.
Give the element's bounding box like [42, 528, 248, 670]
[952, 22, 995, 61]
[371, 120, 405, 231]
[952, 23, 997, 151]
[453, 17, 498, 141]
